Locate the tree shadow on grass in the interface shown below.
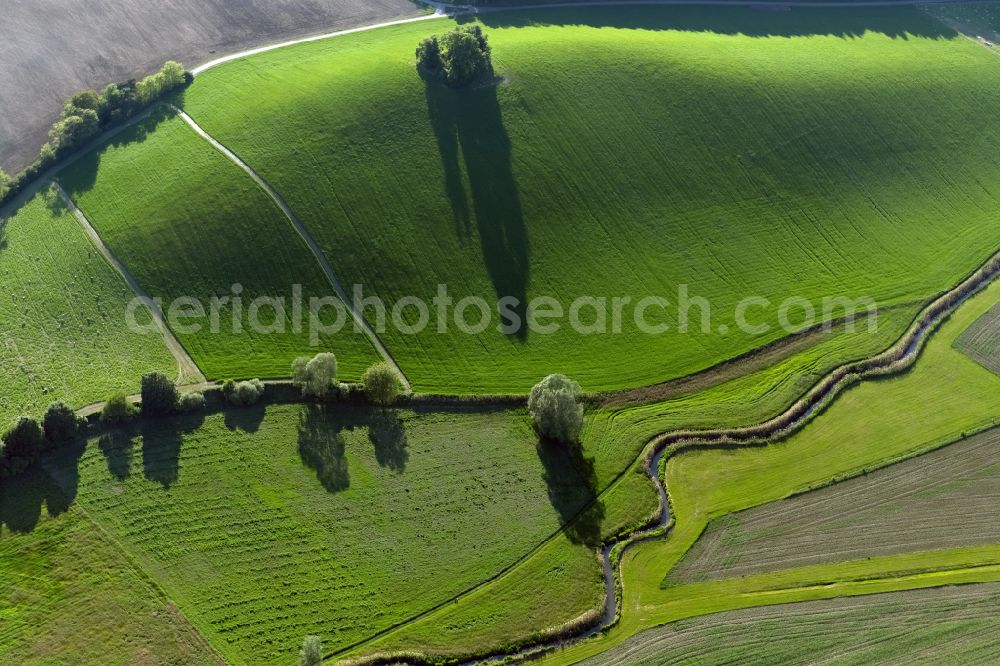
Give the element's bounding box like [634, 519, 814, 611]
[369, 409, 408, 473]
[99, 429, 136, 481]
[462, 5, 955, 40]
[536, 438, 605, 547]
[0, 437, 86, 535]
[139, 412, 204, 489]
[425, 80, 530, 340]
[224, 403, 266, 434]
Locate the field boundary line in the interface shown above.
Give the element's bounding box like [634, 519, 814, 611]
[168, 105, 412, 390]
[51, 181, 206, 386]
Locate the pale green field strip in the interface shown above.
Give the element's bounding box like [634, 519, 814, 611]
[669, 426, 1000, 584]
[579, 582, 1000, 666]
[954, 300, 1000, 375]
[58, 111, 381, 381]
[0, 187, 176, 425]
[62, 403, 597, 664]
[539, 275, 1000, 665]
[181, 5, 1000, 393]
[0, 476, 221, 665]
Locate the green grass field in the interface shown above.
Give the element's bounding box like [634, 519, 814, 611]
[58, 111, 379, 381]
[579, 582, 1000, 666]
[56, 403, 602, 664]
[955, 300, 1000, 375]
[0, 495, 220, 665]
[180, 5, 1000, 393]
[0, 187, 176, 423]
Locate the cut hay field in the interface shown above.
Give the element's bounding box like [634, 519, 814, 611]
[180, 5, 1000, 393]
[0, 187, 176, 424]
[578, 583, 1000, 666]
[58, 111, 380, 381]
[539, 273, 1000, 665]
[48, 403, 600, 664]
[955, 300, 1000, 375]
[669, 426, 1000, 584]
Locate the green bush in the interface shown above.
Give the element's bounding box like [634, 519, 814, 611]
[528, 374, 584, 444]
[299, 635, 322, 666]
[416, 25, 494, 88]
[177, 391, 206, 413]
[228, 379, 264, 407]
[141, 371, 178, 415]
[42, 401, 79, 445]
[362, 362, 402, 405]
[292, 353, 338, 400]
[101, 392, 136, 425]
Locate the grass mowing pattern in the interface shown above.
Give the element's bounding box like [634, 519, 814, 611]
[668, 426, 1000, 583]
[181, 5, 1000, 393]
[0, 500, 220, 665]
[58, 111, 380, 381]
[954, 300, 1000, 375]
[345, 304, 919, 659]
[68, 403, 599, 664]
[578, 583, 1000, 666]
[0, 187, 176, 423]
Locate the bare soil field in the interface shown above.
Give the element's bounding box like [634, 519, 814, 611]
[955, 301, 1000, 375]
[668, 426, 1000, 583]
[579, 583, 1000, 666]
[0, 0, 420, 173]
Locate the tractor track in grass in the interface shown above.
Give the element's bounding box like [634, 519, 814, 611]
[168, 104, 412, 392]
[51, 181, 205, 387]
[339, 247, 1000, 666]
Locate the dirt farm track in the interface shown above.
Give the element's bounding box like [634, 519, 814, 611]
[0, 0, 420, 174]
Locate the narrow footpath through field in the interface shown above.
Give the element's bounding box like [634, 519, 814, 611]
[52, 181, 205, 386]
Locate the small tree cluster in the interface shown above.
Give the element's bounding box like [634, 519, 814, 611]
[416, 25, 494, 88]
[1, 402, 84, 477]
[1, 61, 191, 207]
[528, 374, 584, 444]
[223, 379, 265, 406]
[362, 362, 401, 405]
[292, 353, 338, 400]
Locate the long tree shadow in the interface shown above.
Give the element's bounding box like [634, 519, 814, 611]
[536, 438, 604, 547]
[0, 437, 86, 535]
[139, 412, 204, 489]
[298, 405, 351, 493]
[99, 429, 136, 481]
[425, 80, 530, 339]
[369, 409, 408, 473]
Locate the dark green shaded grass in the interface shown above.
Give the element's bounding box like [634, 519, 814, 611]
[59, 112, 380, 381]
[182, 5, 1000, 393]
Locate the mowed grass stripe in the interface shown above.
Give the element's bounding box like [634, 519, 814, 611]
[578, 582, 1000, 666]
[182, 6, 1000, 393]
[0, 187, 177, 423]
[58, 111, 381, 381]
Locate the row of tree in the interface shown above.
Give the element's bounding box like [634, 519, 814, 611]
[0, 403, 82, 477]
[0, 61, 190, 207]
[292, 352, 403, 406]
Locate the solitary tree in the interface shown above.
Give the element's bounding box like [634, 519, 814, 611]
[528, 374, 584, 444]
[141, 371, 178, 416]
[299, 635, 322, 666]
[292, 353, 338, 399]
[362, 362, 401, 405]
[42, 401, 79, 445]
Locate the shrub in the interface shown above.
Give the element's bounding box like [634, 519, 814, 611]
[1, 416, 45, 471]
[299, 635, 323, 666]
[362, 362, 401, 405]
[228, 379, 264, 407]
[101, 392, 136, 425]
[528, 374, 584, 444]
[177, 391, 206, 414]
[417, 25, 494, 88]
[0, 169, 10, 200]
[292, 353, 338, 399]
[42, 401, 79, 445]
[140, 371, 178, 416]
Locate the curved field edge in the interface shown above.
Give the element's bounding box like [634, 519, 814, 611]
[179, 4, 1000, 394]
[534, 267, 1000, 665]
[344, 252, 1000, 663]
[577, 581, 1000, 666]
[0, 186, 177, 424]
